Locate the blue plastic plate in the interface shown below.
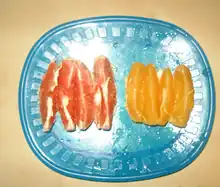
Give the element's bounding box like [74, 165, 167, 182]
[19, 16, 215, 182]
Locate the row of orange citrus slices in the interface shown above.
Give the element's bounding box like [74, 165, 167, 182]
[126, 63, 194, 127]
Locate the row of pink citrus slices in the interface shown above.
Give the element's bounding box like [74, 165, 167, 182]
[39, 56, 117, 132]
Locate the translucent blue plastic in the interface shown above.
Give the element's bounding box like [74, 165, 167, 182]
[18, 16, 215, 182]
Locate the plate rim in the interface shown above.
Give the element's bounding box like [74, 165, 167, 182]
[18, 15, 216, 182]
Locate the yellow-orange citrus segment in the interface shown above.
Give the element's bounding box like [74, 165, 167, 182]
[142, 64, 160, 125]
[157, 68, 174, 126]
[126, 62, 145, 122]
[170, 65, 194, 127]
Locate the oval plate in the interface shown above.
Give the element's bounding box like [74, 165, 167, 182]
[19, 16, 215, 182]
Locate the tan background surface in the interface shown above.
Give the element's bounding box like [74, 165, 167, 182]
[0, 0, 219, 186]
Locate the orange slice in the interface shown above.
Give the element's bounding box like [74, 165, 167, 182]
[170, 65, 194, 127]
[157, 68, 174, 126]
[142, 64, 160, 125]
[126, 62, 145, 122]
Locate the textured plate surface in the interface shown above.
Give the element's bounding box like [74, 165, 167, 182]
[19, 16, 215, 182]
